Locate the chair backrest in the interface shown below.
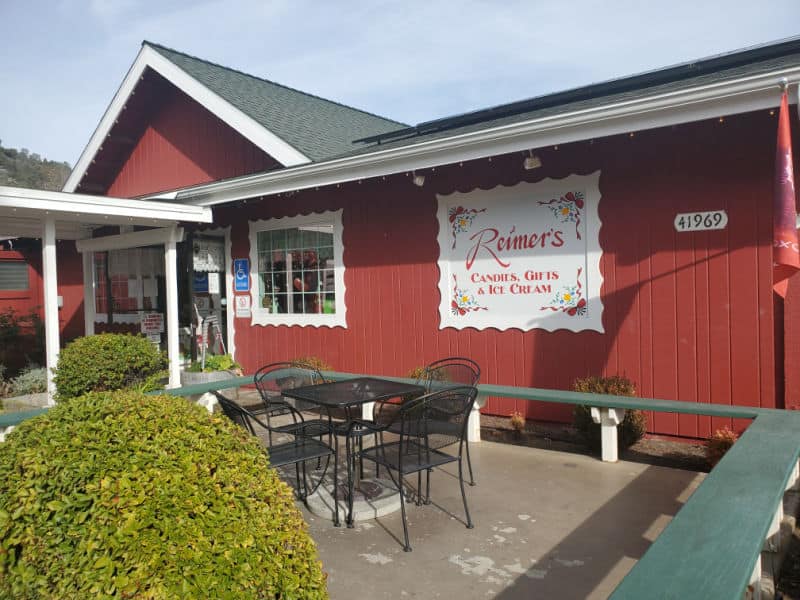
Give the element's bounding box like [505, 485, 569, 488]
[399, 386, 478, 452]
[254, 362, 324, 413]
[214, 392, 259, 436]
[422, 357, 481, 392]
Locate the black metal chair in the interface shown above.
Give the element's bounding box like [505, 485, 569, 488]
[348, 386, 479, 551]
[214, 391, 341, 526]
[253, 362, 334, 444]
[374, 357, 481, 485]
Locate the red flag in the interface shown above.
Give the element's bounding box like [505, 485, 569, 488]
[773, 91, 800, 297]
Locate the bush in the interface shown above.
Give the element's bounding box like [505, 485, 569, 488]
[0, 308, 44, 371]
[10, 365, 47, 396]
[291, 356, 332, 372]
[186, 353, 242, 373]
[54, 334, 168, 400]
[510, 411, 525, 433]
[0, 365, 11, 399]
[573, 375, 647, 451]
[705, 426, 739, 467]
[0, 390, 328, 599]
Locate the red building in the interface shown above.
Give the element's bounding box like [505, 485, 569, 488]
[9, 38, 800, 437]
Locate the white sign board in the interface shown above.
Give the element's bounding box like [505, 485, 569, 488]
[140, 312, 165, 335]
[674, 210, 728, 232]
[436, 173, 604, 332]
[207, 272, 221, 295]
[234, 294, 251, 318]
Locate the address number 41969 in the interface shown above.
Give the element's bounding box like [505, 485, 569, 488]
[674, 210, 728, 232]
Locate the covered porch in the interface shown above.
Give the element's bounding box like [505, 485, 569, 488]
[0, 185, 212, 398]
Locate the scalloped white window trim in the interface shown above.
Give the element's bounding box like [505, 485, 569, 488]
[248, 210, 347, 328]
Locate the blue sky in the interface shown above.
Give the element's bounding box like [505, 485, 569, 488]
[2, 0, 799, 166]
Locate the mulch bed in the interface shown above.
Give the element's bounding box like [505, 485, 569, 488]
[480, 415, 710, 472]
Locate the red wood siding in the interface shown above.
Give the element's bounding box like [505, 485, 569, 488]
[0, 245, 85, 368]
[217, 110, 786, 439]
[107, 87, 278, 198]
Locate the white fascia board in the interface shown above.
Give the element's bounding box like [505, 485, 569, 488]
[0, 216, 88, 240]
[76, 226, 184, 253]
[0, 186, 212, 224]
[178, 66, 800, 207]
[63, 45, 309, 193]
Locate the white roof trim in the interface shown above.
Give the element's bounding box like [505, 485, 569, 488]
[76, 226, 184, 253]
[0, 185, 212, 229]
[174, 65, 800, 207]
[63, 45, 310, 193]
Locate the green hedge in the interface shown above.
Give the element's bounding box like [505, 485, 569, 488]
[54, 334, 167, 400]
[0, 391, 328, 599]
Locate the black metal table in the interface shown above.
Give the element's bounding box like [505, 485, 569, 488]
[283, 377, 425, 526]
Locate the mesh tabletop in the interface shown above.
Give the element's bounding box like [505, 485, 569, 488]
[282, 377, 424, 409]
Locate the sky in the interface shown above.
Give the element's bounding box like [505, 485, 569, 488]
[1, 0, 799, 167]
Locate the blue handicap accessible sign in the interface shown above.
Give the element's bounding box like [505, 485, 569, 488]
[234, 258, 250, 292]
[193, 272, 208, 293]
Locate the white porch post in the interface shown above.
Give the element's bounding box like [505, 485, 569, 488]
[82, 250, 95, 336]
[42, 217, 60, 404]
[590, 407, 626, 462]
[165, 236, 181, 388]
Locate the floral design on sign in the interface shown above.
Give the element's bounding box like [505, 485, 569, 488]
[542, 268, 587, 316]
[449, 206, 486, 248]
[538, 191, 584, 240]
[451, 275, 486, 316]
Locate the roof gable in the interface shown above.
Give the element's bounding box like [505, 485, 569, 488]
[64, 41, 405, 193]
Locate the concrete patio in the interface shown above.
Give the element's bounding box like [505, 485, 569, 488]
[298, 439, 704, 599]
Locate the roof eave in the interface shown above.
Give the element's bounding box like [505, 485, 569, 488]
[0, 185, 213, 226]
[175, 65, 800, 207]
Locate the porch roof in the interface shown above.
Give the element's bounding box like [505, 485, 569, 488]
[0, 185, 213, 240]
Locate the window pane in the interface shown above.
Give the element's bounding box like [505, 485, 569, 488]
[254, 219, 338, 319]
[0, 261, 29, 290]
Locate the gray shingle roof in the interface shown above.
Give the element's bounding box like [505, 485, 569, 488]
[145, 41, 406, 162]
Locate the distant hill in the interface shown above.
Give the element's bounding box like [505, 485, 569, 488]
[0, 140, 71, 191]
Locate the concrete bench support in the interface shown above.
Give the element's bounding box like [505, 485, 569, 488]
[467, 393, 488, 443]
[590, 407, 626, 462]
[0, 425, 15, 443]
[746, 556, 762, 600]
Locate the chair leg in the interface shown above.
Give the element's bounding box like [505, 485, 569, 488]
[333, 449, 340, 527]
[346, 435, 355, 528]
[465, 441, 476, 486]
[358, 435, 364, 480]
[295, 463, 303, 500]
[398, 474, 412, 552]
[424, 468, 432, 504]
[458, 458, 474, 529]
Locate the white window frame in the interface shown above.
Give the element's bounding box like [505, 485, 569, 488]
[248, 210, 346, 328]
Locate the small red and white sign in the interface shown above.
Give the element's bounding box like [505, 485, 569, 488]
[234, 295, 251, 318]
[140, 312, 164, 335]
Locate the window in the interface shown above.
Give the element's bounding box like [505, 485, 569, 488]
[249, 211, 346, 327]
[93, 248, 164, 323]
[0, 261, 29, 291]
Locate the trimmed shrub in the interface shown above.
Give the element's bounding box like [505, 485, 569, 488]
[0, 391, 328, 599]
[10, 365, 47, 396]
[573, 375, 647, 451]
[291, 356, 332, 372]
[53, 333, 167, 400]
[186, 353, 242, 374]
[705, 426, 739, 467]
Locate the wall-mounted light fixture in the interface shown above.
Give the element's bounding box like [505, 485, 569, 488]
[412, 171, 426, 187]
[523, 151, 542, 170]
